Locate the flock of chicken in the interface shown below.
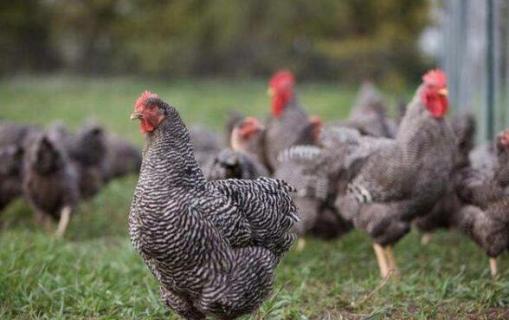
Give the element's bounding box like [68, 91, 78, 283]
[126, 69, 508, 319]
[1, 68, 508, 319]
[0, 120, 141, 235]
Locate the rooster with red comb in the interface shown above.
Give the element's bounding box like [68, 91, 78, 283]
[263, 70, 314, 172]
[335, 69, 456, 278]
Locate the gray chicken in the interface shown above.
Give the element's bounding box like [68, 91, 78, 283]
[22, 130, 80, 237]
[335, 69, 455, 278]
[0, 145, 24, 211]
[263, 70, 311, 172]
[413, 113, 477, 243]
[274, 121, 354, 247]
[205, 117, 268, 180]
[50, 121, 107, 200]
[454, 129, 509, 277]
[129, 91, 298, 319]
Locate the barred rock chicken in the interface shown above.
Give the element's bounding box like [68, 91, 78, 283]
[101, 133, 142, 182]
[0, 145, 24, 211]
[129, 91, 298, 319]
[205, 117, 268, 180]
[263, 70, 311, 172]
[413, 113, 477, 243]
[274, 117, 352, 246]
[22, 130, 79, 237]
[341, 81, 398, 138]
[454, 129, 509, 277]
[335, 69, 455, 278]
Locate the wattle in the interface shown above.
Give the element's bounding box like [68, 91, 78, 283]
[140, 119, 155, 133]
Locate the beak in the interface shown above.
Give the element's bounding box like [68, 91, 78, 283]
[438, 88, 448, 96]
[130, 112, 142, 120]
[267, 87, 274, 97]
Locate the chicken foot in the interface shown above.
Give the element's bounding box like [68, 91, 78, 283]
[421, 233, 432, 245]
[296, 238, 306, 252]
[489, 257, 497, 278]
[55, 206, 71, 238]
[373, 243, 390, 278]
[384, 245, 399, 277]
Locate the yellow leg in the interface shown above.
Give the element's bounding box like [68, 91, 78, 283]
[296, 238, 306, 252]
[55, 206, 71, 238]
[421, 233, 432, 245]
[385, 245, 399, 277]
[373, 243, 389, 278]
[489, 257, 497, 278]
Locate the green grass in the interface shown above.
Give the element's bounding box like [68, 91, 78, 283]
[1, 75, 508, 319]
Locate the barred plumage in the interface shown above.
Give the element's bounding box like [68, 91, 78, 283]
[129, 93, 297, 319]
[275, 144, 351, 239]
[453, 130, 509, 264]
[336, 85, 456, 246]
[264, 98, 311, 171]
[333, 70, 455, 278]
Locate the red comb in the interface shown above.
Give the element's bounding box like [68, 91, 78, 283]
[269, 70, 295, 91]
[135, 90, 159, 110]
[422, 69, 447, 88]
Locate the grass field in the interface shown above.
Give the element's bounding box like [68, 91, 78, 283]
[1, 75, 508, 319]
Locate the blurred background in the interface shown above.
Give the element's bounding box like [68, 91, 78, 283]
[1, 0, 508, 137]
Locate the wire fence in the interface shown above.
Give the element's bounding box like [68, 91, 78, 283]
[439, 0, 508, 141]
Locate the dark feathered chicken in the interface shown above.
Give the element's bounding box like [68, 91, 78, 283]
[101, 133, 142, 182]
[0, 145, 24, 211]
[22, 131, 79, 237]
[413, 113, 477, 242]
[129, 91, 298, 319]
[341, 81, 398, 138]
[205, 117, 268, 180]
[335, 69, 455, 278]
[52, 121, 107, 200]
[263, 70, 311, 172]
[454, 130, 509, 277]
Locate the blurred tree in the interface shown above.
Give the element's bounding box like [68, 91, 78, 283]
[0, 0, 59, 73]
[0, 0, 430, 83]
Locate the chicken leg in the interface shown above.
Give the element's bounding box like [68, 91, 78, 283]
[373, 243, 390, 278]
[421, 233, 432, 245]
[384, 245, 399, 277]
[489, 257, 497, 278]
[296, 238, 306, 252]
[55, 206, 71, 238]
